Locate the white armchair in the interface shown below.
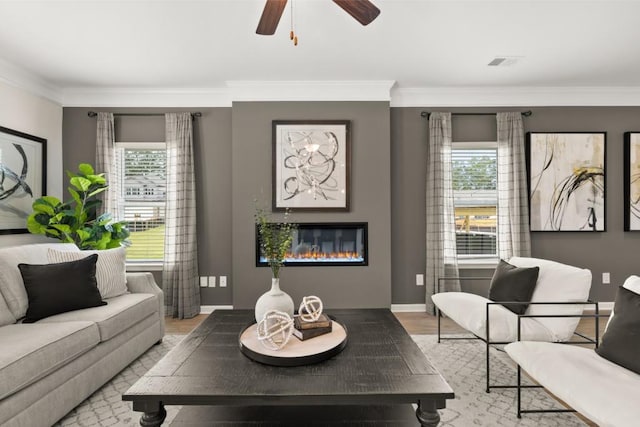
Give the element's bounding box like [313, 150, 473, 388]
[431, 256, 595, 392]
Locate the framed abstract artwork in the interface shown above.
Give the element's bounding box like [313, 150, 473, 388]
[624, 132, 640, 231]
[526, 132, 606, 232]
[272, 120, 351, 211]
[0, 126, 47, 234]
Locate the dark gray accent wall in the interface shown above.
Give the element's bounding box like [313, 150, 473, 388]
[231, 102, 391, 309]
[62, 107, 233, 305]
[391, 106, 640, 304]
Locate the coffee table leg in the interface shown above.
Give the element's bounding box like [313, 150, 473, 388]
[135, 402, 166, 427]
[416, 400, 441, 427]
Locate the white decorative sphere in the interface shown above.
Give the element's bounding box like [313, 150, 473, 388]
[256, 309, 294, 350]
[298, 295, 323, 322]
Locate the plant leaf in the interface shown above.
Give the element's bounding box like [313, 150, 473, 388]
[70, 176, 92, 192]
[78, 163, 95, 176]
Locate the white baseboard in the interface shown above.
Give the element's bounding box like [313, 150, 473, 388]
[200, 305, 233, 314]
[584, 302, 614, 313]
[391, 304, 426, 312]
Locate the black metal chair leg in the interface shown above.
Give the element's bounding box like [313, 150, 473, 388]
[437, 308, 441, 344]
[517, 365, 522, 418]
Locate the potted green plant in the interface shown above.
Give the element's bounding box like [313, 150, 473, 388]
[254, 206, 296, 322]
[27, 163, 130, 250]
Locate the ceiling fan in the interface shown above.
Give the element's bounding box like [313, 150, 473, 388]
[256, 0, 380, 36]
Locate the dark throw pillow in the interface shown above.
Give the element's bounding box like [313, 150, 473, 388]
[18, 254, 106, 323]
[488, 259, 540, 315]
[595, 286, 640, 374]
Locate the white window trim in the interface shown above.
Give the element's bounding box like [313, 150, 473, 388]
[126, 261, 163, 272]
[453, 141, 499, 265]
[116, 141, 166, 149]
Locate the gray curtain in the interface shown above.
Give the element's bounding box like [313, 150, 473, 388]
[497, 112, 531, 258]
[163, 112, 200, 319]
[95, 112, 120, 219]
[426, 112, 460, 314]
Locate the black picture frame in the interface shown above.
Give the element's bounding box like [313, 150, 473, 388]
[624, 132, 640, 231]
[526, 131, 606, 232]
[272, 120, 351, 211]
[0, 126, 47, 235]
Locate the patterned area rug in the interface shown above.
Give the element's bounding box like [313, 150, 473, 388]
[54, 334, 586, 426]
[413, 335, 586, 426]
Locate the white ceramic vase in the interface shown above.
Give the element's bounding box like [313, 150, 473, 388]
[254, 278, 294, 323]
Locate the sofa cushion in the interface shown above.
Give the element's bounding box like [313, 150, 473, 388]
[19, 255, 106, 323]
[431, 292, 554, 342]
[0, 321, 99, 400]
[595, 286, 640, 374]
[509, 256, 591, 341]
[0, 243, 80, 320]
[505, 341, 640, 427]
[38, 293, 158, 341]
[0, 290, 16, 327]
[489, 259, 540, 315]
[47, 247, 128, 299]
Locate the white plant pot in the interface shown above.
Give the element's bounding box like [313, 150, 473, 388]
[255, 278, 294, 323]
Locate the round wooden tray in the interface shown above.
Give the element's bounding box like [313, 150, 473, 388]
[239, 317, 348, 367]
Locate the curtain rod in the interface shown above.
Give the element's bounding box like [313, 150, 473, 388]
[420, 111, 532, 119]
[87, 111, 202, 118]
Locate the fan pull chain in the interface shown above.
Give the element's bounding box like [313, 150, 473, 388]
[290, 0, 298, 46]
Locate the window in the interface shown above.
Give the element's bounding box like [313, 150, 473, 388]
[116, 143, 167, 263]
[452, 142, 498, 259]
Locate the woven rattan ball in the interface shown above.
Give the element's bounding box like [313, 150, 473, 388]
[256, 309, 294, 350]
[298, 295, 323, 322]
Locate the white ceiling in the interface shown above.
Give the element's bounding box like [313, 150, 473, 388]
[1, 0, 640, 105]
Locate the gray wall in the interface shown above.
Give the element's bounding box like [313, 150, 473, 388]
[62, 107, 233, 305]
[231, 102, 392, 309]
[60, 104, 640, 308]
[390, 106, 640, 303]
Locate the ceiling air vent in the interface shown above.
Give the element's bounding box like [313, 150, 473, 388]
[488, 56, 522, 67]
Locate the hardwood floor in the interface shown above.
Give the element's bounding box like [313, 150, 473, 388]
[165, 310, 607, 338]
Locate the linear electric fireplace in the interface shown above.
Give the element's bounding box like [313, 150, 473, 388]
[256, 222, 368, 267]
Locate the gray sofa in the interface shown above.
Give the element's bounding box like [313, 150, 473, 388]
[0, 243, 164, 427]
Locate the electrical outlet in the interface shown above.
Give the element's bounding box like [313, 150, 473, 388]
[199, 276, 208, 287]
[602, 272, 610, 285]
[208, 276, 216, 287]
[416, 274, 424, 286]
[219, 276, 227, 287]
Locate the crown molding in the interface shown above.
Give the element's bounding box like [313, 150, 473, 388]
[0, 58, 63, 105]
[226, 80, 396, 102]
[390, 86, 640, 107]
[61, 87, 232, 107]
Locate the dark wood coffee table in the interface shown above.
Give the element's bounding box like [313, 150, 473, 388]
[123, 309, 454, 426]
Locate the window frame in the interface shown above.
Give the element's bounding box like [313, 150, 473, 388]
[452, 141, 499, 267]
[115, 141, 167, 270]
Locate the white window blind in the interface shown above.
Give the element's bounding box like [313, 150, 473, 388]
[116, 143, 167, 262]
[452, 144, 498, 258]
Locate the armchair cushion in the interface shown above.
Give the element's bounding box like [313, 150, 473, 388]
[595, 286, 640, 375]
[509, 257, 591, 341]
[431, 292, 554, 342]
[488, 259, 539, 315]
[505, 341, 640, 427]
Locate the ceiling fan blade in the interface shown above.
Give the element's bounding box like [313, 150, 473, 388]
[256, 0, 288, 35]
[332, 0, 380, 26]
